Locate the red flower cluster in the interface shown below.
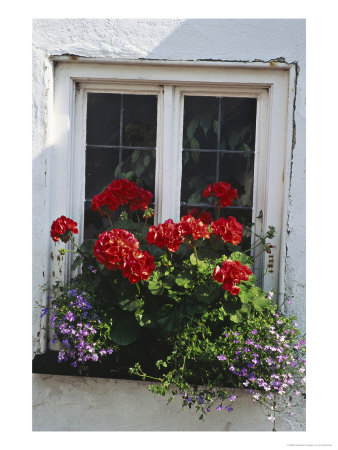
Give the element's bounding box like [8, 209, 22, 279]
[147, 219, 184, 253]
[202, 181, 238, 207]
[92, 179, 153, 215]
[93, 228, 155, 283]
[147, 215, 210, 252]
[188, 207, 213, 225]
[50, 216, 79, 243]
[211, 216, 243, 245]
[212, 259, 252, 295]
[178, 215, 210, 241]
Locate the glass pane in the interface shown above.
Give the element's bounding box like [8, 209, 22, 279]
[181, 151, 217, 204]
[180, 204, 216, 221]
[86, 93, 121, 146]
[85, 147, 120, 199]
[183, 96, 218, 150]
[118, 148, 156, 199]
[219, 153, 255, 207]
[123, 95, 157, 147]
[220, 207, 253, 252]
[83, 200, 120, 240]
[220, 98, 257, 151]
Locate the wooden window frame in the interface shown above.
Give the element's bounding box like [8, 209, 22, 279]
[49, 58, 296, 304]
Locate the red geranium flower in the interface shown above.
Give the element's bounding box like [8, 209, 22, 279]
[178, 215, 210, 240]
[120, 249, 155, 283]
[211, 216, 243, 245]
[147, 219, 183, 252]
[188, 208, 213, 225]
[93, 228, 155, 282]
[91, 179, 153, 215]
[50, 216, 78, 243]
[202, 181, 238, 208]
[93, 229, 140, 270]
[212, 259, 252, 295]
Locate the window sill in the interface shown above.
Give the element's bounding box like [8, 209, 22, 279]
[32, 351, 141, 381]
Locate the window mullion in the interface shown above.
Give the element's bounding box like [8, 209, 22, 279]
[157, 86, 182, 223]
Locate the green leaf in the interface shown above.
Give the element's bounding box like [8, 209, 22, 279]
[229, 251, 252, 266]
[190, 253, 197, 265]
[131, 149, 140, 163]
[195, 282, 222, 304]
[114, 165, 120, 178]
[135, 164, 144, 177]
[163, 274, 176, 289]
[175, 276, 192, 289]
[155, 310, 178, 333]
[79, 239, 96, 255]
[253, 295, 270, 311]
[242, 142, 251, 152]
[200, 118, 211, 140]
[118, 297, 143, 312]
[71, 255, 83, 271]
[223, 301, 240, 315]
[190, 137, 200, 149]
[147, 272, 164, 295]
[191, 152, 200, 163]
[228, 131, 239, 150]
[230, 311, 243, 323]
[187, 191, 201, 204]
[144, 154, 150, 167]
[109, 313, 140, 345]
[187, 119, 198, 142]
[123, 170, 135, 180]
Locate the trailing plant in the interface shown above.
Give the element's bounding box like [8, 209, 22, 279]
[41, 178, 305, 430]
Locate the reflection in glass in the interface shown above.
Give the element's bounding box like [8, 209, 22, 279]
[181, 152, 216, 204]
[219, 153, 255, 207]
[83, 200, 117, 240]
[183, 96, 218, 150]
[85, 147, 119, 199]
[123, 95, 157, 147]
[120, 149, 156, 198]
[86, 93, 120, 146]
[220, 97, 257, 151]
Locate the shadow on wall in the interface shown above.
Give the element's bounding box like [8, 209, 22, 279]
[122, 18, 303, 63]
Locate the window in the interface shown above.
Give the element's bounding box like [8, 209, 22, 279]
[50, 59, 295, 301]
[84, 92, 158, 239]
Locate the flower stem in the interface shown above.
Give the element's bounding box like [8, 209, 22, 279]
[69, 236, 82, 252]
[141, 216, 148, 233]
[193, 245, 199, 267]
[107, 213, 114, 229]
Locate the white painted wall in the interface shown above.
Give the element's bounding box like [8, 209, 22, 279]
[32, 18, 306, 431]
[33, 374, 305, 432]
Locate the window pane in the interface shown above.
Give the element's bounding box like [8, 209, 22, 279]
[85, 147, 119, 199]
[181, 151, 217, 204]
[120, 148, 156, 198]
[183, 96, 218, 149]
[85, 93, 157, 238]
[219, 153, 255, 207]
[123, 95, 157, 147]
[181, 95, 256, 216]
[86, 93, 120, 146]
[220, 98, 257, 151]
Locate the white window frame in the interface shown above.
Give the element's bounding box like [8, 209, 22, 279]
[49, 59, 296, 305]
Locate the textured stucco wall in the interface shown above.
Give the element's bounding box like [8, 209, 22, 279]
[32, 18, 306, 431]
[33, 374, 305, 431]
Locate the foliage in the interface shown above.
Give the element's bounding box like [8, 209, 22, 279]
[43, 178, 305, 430]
